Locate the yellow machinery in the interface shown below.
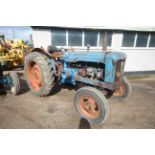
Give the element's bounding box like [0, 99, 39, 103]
[0, 34, 29, 69]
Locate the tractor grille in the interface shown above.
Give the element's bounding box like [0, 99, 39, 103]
[115, 60, 125, 82]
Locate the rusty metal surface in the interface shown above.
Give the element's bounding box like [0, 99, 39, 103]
[74, 75, 118, 90]
[114, 60, 125, 82]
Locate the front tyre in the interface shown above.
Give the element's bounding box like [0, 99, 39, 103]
[74, 87, 109, 125]
[113, 76, 132, 99]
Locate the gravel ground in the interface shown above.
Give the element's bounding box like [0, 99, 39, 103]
[0, 76, 155, 129]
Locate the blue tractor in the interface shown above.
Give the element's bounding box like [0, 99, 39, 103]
[0, 63, 20, 95]
[24, 47, 132, 125]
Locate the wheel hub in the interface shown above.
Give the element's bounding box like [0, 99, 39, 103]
[27, 62, 42, 90]
[79, 95, 100, 119]
[113, 83, 125, 97]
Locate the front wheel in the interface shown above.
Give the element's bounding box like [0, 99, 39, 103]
[74, 87, 109, 125]
[113, 76, 132, 99]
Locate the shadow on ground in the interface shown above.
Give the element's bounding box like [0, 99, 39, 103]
[78, 118, 91, 129]
[19, 78, 30, 95]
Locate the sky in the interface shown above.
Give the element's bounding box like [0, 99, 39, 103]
[0, 26, 32, 41]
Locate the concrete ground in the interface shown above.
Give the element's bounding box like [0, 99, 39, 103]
[0, 76, 155, 129]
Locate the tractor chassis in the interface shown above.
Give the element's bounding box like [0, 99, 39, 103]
[74, 75, 119, 90]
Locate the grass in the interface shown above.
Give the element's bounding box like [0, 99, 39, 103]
[126, 74, 155, 80]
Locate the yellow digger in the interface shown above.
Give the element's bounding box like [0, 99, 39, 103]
[0, 34, 29, 69]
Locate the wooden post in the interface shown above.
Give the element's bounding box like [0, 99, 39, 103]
[102, 31, 108, 51]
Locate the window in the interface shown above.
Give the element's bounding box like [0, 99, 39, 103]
[149, 34, 155, 47]
[84, 31, 98, 46]
[136, 33, 149, 47]
[52, 30, 66, 46]
[99, 31, 112, 47]
[122, 32, 150, 48]
[122, 32, 135, 47]
[68, 30, 82, 46]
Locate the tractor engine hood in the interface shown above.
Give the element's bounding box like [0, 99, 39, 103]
[63, 51, 126, 63]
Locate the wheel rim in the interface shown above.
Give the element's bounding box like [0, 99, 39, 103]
[79, 95, 100, 119]
[27, 61, 42, 91]
[113, 83, 126, 97]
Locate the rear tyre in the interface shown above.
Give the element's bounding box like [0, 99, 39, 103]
[24, 52, 55, 96]
[9, 71, 20, 95]
[74, 87, 109, 125]
[113, 76, 132, 99]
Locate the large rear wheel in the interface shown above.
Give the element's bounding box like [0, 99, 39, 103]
[25, 52, 55, 96]
[74, 87, 109, 125]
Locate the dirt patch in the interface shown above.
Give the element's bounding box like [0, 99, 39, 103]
[0, 77, 155, 129]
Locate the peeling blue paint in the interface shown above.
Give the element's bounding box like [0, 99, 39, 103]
[63, 51, 106, 63]
[60, 51, 126, 86]
[63, 51, 126, 63]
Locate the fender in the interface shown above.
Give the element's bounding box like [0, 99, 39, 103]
[30, 47, 52, 58]
[30, 47, 63, 59]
